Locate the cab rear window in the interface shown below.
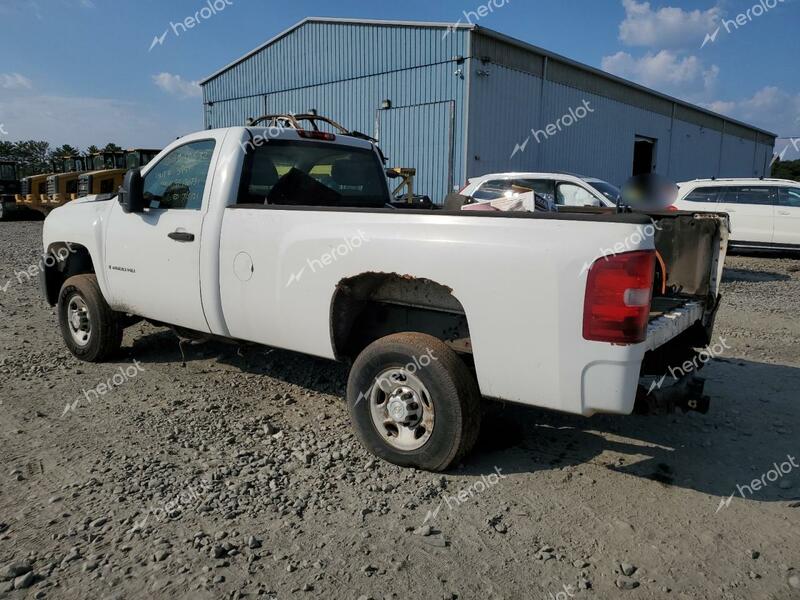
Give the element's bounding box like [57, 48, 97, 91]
[237, 140, 390, 208]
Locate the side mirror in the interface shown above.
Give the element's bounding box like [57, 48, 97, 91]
[118, 169, 145, 213]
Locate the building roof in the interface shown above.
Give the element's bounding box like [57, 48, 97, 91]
[199, 17, 777, 139]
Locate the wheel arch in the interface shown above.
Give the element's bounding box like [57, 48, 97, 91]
[41, 242, 96, 306]
[329, 272, 473, 362]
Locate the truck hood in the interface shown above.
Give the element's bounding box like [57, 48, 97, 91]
[71, 193, 116, 205]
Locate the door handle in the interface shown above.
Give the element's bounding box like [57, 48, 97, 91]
[168, 231, 195, 242]
[777, 210, 790, 216]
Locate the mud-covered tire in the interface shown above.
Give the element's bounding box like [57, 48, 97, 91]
[347, 333, 481, 472]
[57, 274, 123, 362]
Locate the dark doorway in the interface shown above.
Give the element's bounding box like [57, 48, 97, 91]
[632, 136, 656, 176]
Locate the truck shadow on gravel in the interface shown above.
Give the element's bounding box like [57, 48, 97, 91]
[469, 358, 800, 505]
[127, 328, 799, 505]
[722, 268, 791, 283]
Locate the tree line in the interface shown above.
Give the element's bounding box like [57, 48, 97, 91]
[771, 159, 800, 182]
[0, 140, 124, 178]
[2, 138, 798, 183]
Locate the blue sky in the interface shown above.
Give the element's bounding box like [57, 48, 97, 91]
[1, 0, 798, 158]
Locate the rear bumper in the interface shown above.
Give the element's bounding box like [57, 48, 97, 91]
[581, 298, 718, 416]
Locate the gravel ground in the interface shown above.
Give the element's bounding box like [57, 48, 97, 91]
[1, 221, 799, 600]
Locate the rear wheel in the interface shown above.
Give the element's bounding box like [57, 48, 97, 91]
[57, 274, 123, 362]
[347, 333, 481, 472]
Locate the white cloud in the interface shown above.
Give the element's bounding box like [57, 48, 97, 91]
[706, 86, 800, 139]
[152, 73, 202, 99]
[0, 93, 197, 149]
[618, 0, 720, 48]
[0, 73, 33, 90]
[602, 50, 719, 100]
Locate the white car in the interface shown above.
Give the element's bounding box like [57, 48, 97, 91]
[39, 116, 729, 471]
[674, 178, 800, 250]
[460, 172, 622, 208]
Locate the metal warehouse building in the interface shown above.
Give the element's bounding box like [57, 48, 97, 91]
[200, 17, 777, 203]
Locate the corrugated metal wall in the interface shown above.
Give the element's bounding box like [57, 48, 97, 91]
[202, 21, 469, 202]
[202, 20, 776, 201]
[539, 80, 673, 185]
[466, 32, 775, 185]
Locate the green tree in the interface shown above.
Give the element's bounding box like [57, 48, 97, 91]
[51, 144, 81, 158]
[103, 143, 123, 153]
[772, 159, 800, 182]
[12, 140, 51, 177]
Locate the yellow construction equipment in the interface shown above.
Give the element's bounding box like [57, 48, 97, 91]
[0, 161, 20, 220]
[46, 155, 90, 206]
[77, 149, 158, 198]
[17, 173, 52, 210]
[386, 167, 416, 204]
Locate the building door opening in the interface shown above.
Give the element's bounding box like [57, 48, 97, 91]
[632, 136, 657, 176]
[375, 101, 455, 204]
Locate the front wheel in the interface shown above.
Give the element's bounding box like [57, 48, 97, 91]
[347, 333, 481, 472]
[57, 274, 123, 362]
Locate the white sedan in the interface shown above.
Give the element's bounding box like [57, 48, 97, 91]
[460, 172, 622, 208]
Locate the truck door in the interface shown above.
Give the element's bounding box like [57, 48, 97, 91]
[716, 186, 775, 245]
[104, 139, 218, 333]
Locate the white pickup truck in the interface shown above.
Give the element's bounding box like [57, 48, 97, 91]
[40, 115, 730, 471]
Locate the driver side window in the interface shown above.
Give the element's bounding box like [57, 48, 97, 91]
[142, 140, 216, 210]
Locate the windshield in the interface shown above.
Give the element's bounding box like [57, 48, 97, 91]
[237, 140, 390, 208]
[0, 164, 15, 180]
[586, 180, 622, 204]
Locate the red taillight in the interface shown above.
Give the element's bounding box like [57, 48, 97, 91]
[298, 130, 336, 141]
[666, 205, 678, 211]
[583, 250, 655, 344]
